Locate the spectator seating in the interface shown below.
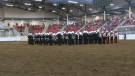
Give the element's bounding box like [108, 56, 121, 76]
[29, 25, 44, 33]
[123, 17, 135, 26]
[46, 24, 62, 33]
[14, 24, 25, 33]
[64, 24, 83, 32]
[83, 20, 104, 32]
[100, 17, 124, 31]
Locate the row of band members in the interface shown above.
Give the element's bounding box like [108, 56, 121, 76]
[28, 31, 118, 46]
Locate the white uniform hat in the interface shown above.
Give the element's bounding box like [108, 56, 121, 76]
[97, 30, 100, 32]
[38, 33, 41, 35]
[75, 32, 78, 34]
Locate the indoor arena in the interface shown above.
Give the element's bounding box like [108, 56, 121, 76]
[0, 0, 135, 76]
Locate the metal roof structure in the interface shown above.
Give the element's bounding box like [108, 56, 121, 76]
[0, 0, 135, 20]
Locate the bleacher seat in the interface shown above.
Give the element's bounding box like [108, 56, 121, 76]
[29, 25, 44, 33]
[46, 24, 62, 33]
[84, 20, 104, 32]
[14, 25, 25, 32]
[64, 24, 83, 32]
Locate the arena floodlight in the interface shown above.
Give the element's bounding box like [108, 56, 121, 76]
[62, 7, 65, 10]
[53, 4, 57, 6]
[39, 6, 42, 8]
[6, 4, 13, 6]
[80, 4, 83, 6]
[70, 10, 73, 12]
[89, 8, 92, 10]
[34, 0, 42, 1]
[28, 8, 31, 10]
[110, 3, 114, 6]
[24, 3, 31, 6]
[2, 0, 8, 1]
[52, 10, 56, 12]
[68, 0, 78, 4]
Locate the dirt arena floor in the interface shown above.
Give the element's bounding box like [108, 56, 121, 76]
[0, 40, 135, 76]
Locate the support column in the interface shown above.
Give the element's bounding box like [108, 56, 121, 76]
[57, 15, 59, 24]
[9, 27, 10, 41]
[129, 7, 132, 19]
[104, 11, 106, 20]
[1, 7, 5, 27]
[85, 14, 87, 25]
[67, 13, 69, 26]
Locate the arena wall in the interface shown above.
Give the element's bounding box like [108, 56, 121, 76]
[0, 36, 20, 42]
[4, 20, 58, 27]
[2, 7, 58, 27]
[20, 36, 28, 41]
[119, 34, 135, 40]
[4, 7, 56, 18]
[0, 8, 4, 18]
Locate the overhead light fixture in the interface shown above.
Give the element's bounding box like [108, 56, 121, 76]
[89, 8, 92, 10]
[110, 3, 114, 6]
[33, 0, 42, 1]
[24, 3, 31, 6]
[2, 0, 8, 1]
[53, 4, 57, 6]
[39, 6, 42, 8]
[68, 0, 78, 4]
[6, 4, 13, 6]
[70, 10, 73, 12]
[28, 8, 31, 10]
[62, 7, 65, 10]
[80, 4, 83, 6]
[52, 10, 56, 12]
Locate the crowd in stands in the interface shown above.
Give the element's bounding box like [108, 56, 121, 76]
[14, 24, 25, 33]
[46, 24, 62, 33]
[100, 17, 125, 31]
[123, 17, 135, 26]
[64, 23, 83, 32]
[81, 19, 104, 32]
[29, 25, 45, 33]
[11, 16, 132, 35]
[14, 23, 45, 35]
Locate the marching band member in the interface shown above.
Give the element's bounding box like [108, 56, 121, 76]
[98, 31, 102, 44]
[106, 31, 110, 44]
[102, 31, 106, 44]
[110, 31, 114, 43]
[114, 31, 118, 43]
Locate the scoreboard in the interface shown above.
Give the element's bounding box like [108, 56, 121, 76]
[93, 0, 112, 8]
